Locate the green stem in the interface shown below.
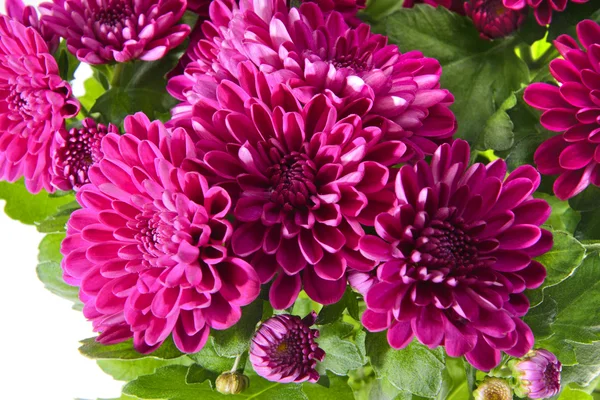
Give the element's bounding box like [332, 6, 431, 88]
[583, 243, 600, 252]
[231, 353, 243, 372]
[111, 63, 126, 88]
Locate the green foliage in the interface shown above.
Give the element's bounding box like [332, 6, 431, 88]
[55, 41, 81, 82]
[537, 194, 581, 234]
[35, 200, 80, 233]
[317, 288, 360, 324]
[547, 2, 600, 41]
[366, 333, 446, 398]
[212, 300, 264, 357]
[37, 233, 81, 309]
[188, 342, 236, 375]
[0, 180, 75, 225]
[317, 322, 366, 375]
[79, 336, 184, 360]
[98, 357, 193, 382]
[381, 5, 529, 150]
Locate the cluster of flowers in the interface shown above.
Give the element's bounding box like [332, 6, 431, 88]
[405, 0, 590, 40]
[3, 0, 597, 395]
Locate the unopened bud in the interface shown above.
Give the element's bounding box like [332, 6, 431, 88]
[216, 371, 250, 395]
[510, 349, 561, 399]
[473, 377, 513, 400]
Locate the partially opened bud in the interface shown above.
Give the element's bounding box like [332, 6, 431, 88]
[510, 349, 561, 399]
[465, 0, 527, 40]
[473, 377, 513, 400]
[216, 372, 250, 395]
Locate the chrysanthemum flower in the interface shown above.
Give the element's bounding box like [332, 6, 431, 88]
[403, 0, 466, 15]
[61, 113, 260, 353]
[503, 0, 589, 26]
[301, 0, 366, 26]
[510, 349, 561, 399]
[188, 0, 212, 15]
[524, 20, 600, 200]
[192, 64, 404, 309]
[5, 0, 59, 52]
[0, 16, 79, 193]
[473, 377, 513, 400]
[167, 0, 456, 161]
[250, 312, 325, 383]
[52, 118, 119, 191]
[465, 0, 527, 40]
[39, 0, 191, 64]
[359, 139, 552, 371]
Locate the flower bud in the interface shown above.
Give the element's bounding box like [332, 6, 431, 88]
[473, 377, 513, 400]
[465, 0, 527, 40]
[215, 372, 250, 395]
[510, 349, 561, 399]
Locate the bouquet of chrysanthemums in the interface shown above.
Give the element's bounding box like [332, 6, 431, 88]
[2, 0, 600, 398]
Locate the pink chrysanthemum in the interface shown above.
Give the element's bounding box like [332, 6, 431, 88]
[511, 349, 561, 399]
[503, 0, 589, 26]
[403, 0, 466, 15]
[167, 0, 456, 161]
[191, 64, 405, 309]
[250, 311, 325, 383]
[524, 20, 600, 200]
[39, 0, 191, 64]
[188, 0, 212, 15]
[61, 113, 260, 353]
[52, 118, 119, 191]
[301, 0, 366, 26]
[0, 16, 79, 193]
[465, 0, 527, 40]
[358, 139, 552, 371]
[5, 0, 59, 52]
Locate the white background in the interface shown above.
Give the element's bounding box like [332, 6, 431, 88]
[0, 0, 123, 398]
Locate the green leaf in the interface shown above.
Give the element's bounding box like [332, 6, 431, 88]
[558, 386, 594, 400]
[317, 289, 360, 324]
[366, 333, 446, 398]
[212, 299, 263, 357]
[97, 356, 192, 382]
[37, 233, 82, 309]
[302, 373, 355, 399]
[482, 93, 516, 152]
[122, 365, 308, 400]
[526, 230, 585, 306]
[55, 41, 80, 82]
[526, 254, 600, 352]
[79, 76, 106, 111]
[382, 5, 529, 149]
[536, 194, 581, 234]
[317, 322, 366, 375]
[79, 336, 184, 360]
[0, 180, 75, 225]
[185, 364, 220, 386]
[497, 89, 555, 171]
[188, 342, 236, 375]
[35, 200, 80, 233]
[562, 342, 600, 388]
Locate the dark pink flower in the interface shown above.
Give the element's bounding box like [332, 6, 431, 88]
[0, 16, 79, 193]
[40, 0, 190, 64]
[61, 113, 260, 353]
[188, 0, 212, 15]
[5, 0, 59, 52]
[190, 64, 404, 309]
[167, 0, 456, 161]
[503, 0, 589, 26]
[524, 20, 600, 200]
[403, 0, 466, 15]
[510, 349, 561, 399]
[359, 139, 552, 371]
[301, 0, 366, 26]
[465, 0, 527, 40]
[52, 118, 119, 191]
[250, 311, 325, 383]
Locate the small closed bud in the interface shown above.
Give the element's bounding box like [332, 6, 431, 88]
[215, 371, 250, 395]
[473, 377, 513, 400]
[510, 349, 561, 399]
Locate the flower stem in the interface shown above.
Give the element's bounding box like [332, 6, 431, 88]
[111, 63, 126, 88]
[231, 353, 243, 372]
[583, 242, 600, 252]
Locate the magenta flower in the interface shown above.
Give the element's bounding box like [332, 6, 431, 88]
[301, 0, 366, 26]
[403, 0, 466, 15]
[52, 118, 119, 191]
[0, 16, 79, 193]
[5, 0, 59, 52]
[193, 65, 405, 309]
[359, 139, 552, 371]
[465, 0, 527, 40]
[167, 0, 456, 161]
[250, 311, 325, 383]
[524, 20, 600, 200]
[503, 0, 589, 25]
[61, 113, 260, 353]
[188, 0, 212, 15]
[40, 0, 190, 64]
[511, 349, 561, 398]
